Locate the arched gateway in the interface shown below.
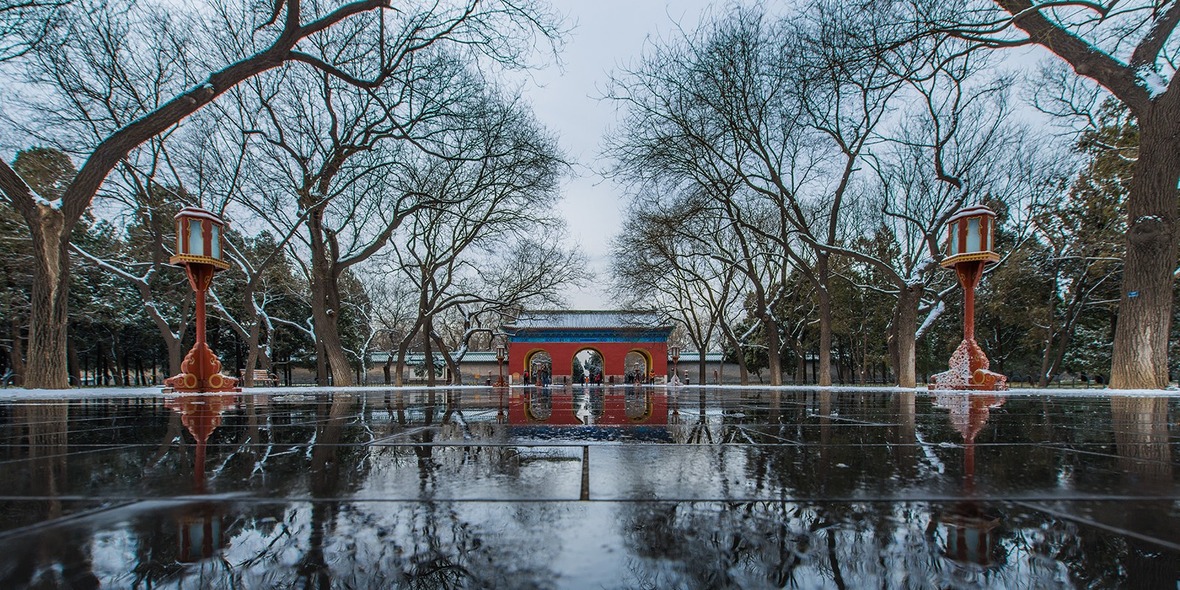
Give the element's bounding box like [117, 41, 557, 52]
[505, 311, 673, 384]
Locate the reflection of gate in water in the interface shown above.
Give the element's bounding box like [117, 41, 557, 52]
[510, 389, 667, 426]
[521, 390, 553, 421]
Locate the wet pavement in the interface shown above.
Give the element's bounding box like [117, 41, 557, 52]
[0, 386, 1176, 588]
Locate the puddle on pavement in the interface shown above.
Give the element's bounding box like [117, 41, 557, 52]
[0, 387, 1176, 588]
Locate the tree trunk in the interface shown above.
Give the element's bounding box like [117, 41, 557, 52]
[893, 285, 921, 388]
[1110, 120, 1180, 389]
[723, 330, 749, 385]
[23, 206, 71, 389]
[1038, 262, 1060, 387]
[764, 315, 783, 386]
[395, 343, 408, 386]
[237, 283, 264, 387]
[858, 332, 868, 385]
[423, 320, 436, 387]
[430, 330, 461, 385]
[815, 257, 833, 387]
[111, 335, 126, 387]
[95, 340, 107, 386]
[67, 334, 80, 387]
[308, 213, 354, 387]
[795, 346, 805, 383]
[737, 352, 749, 385]
[10, 317, 25, 387]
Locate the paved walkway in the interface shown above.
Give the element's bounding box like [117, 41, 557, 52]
[0, 387, 1176, 588]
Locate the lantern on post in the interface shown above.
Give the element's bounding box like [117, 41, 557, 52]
[668, 345, 681, 385]
[931, 206, 1007, 391]
[495, 340, 508, 388]
[163, 207, 240, 393]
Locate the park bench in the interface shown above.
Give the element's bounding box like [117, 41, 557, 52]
[241, 369, 279, 387]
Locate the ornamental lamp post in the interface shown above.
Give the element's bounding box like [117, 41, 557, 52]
[164, 207, 240, 393]
[669, 345, 681, 385]
[931, 205, 1007, 391]
[495, 343, 507, 387]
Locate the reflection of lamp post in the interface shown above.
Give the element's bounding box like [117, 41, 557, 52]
[164, 207, 240, 393]
[932, 392, 1006, 568]
[495, 343, 507, 387]
[166, 393, 236, 562]
[931, 206, 1007, 391]
[669, 345, 681, 385]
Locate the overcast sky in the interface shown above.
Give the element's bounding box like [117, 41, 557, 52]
[516, 3, 1064, 312]
[520, 1, 716, 310]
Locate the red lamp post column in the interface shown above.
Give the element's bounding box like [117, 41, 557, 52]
[164, 207, 240, 393]
[931, 206, 1007, 391]
[495, 342, 507, 388]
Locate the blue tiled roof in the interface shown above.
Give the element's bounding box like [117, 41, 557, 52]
[506, 310, 671, 330]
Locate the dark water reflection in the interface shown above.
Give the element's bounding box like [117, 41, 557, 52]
[0, 387, 1176, 588]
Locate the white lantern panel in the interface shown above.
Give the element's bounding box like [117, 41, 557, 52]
[948, 226, 960, 256]
[188, 219, 204, 257]
[966, 218, 981, 253]
[210, 224, 221, 260]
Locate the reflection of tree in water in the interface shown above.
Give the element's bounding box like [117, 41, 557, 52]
[617, 392, 1173, 588]
[1110, 396, 1173, 485]
[0, 402, 101, 588]
[523, 389, 552, 421]
[620, 499, 935, 589]
[618, 498, 1092, 589]
[569, 389, 604, 425]
[624, 388, 652, 421]
[1079, 396, 1180, 587]
[2, 392, 1175, 587]
[296, 391, 556, 589]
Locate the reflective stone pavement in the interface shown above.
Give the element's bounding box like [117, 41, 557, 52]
[0, 387, 1176, 588]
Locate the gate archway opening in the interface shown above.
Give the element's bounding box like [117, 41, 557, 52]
[573, 348, 604, 384]
[523, 350, 551, 385]
[625, 350, 652, 383]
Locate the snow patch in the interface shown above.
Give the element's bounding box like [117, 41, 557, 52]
[1135, 65, 1169, 99]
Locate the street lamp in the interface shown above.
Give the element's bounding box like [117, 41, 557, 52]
[164, 206, 240, 393]
[495, 342, 507, 387]
[669, 345, 681, 385]
[931, 205, 1007, 391]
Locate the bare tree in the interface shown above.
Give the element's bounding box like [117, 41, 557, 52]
[612, 187, 751, 384]
[380, 92, 574, 386]
[605, 9, 800, 385]
[0, 0, 561, 388]
[0, 0, 67, 61]
[843, 46, 1054, 387]
[928, 0, 1180, 387]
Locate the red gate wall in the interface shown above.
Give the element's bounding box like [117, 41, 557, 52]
[508, 341, 668, 382]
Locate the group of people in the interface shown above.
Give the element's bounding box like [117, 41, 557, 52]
[623, 371, 655, 384]
[522, 369, 552, 386]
